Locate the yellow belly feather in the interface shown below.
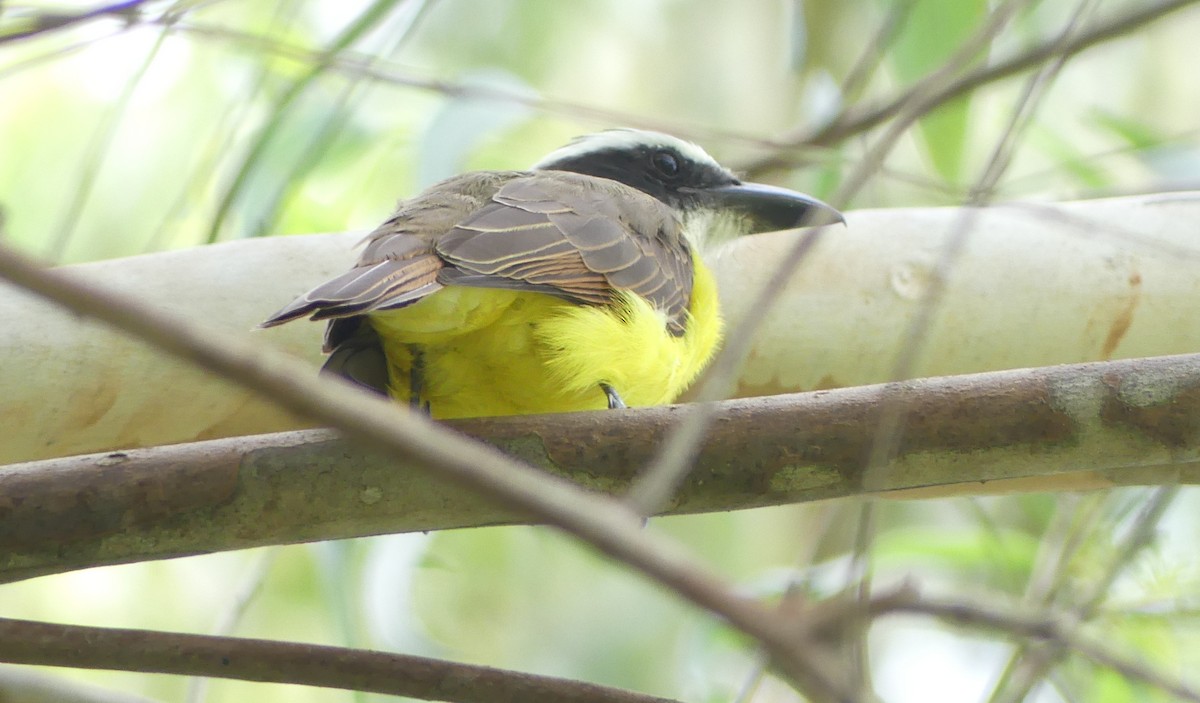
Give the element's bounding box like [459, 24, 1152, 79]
[367, 254, 722, 419]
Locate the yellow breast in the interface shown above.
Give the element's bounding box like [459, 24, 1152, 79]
[367, 253, 722, 419]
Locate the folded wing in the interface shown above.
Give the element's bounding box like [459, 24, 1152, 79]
[260, 170, 695, 339]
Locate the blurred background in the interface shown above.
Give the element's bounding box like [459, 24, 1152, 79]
[3, 1, 1200, 701]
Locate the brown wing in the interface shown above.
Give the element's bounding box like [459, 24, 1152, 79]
[435, 172, 694, 335]
[259, 171, 516, 334]
[260, 170, 695, 340]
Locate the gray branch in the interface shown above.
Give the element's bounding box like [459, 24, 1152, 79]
[4, 352, 1198, 584]
[0, 619, 680, 703]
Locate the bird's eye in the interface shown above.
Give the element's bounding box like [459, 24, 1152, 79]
[651, 150, 680, 178]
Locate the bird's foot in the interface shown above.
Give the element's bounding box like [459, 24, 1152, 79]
[601, 383, 627, 410]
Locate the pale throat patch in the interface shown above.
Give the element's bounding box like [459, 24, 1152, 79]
[681, 207, 751, 254]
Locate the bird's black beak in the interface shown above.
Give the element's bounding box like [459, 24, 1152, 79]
[704, 182, 844, 234]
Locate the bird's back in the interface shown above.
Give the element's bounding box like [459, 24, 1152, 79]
[262, 169, 719, 417]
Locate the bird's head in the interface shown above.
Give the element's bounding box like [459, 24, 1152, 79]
[532, 129, 842, 251]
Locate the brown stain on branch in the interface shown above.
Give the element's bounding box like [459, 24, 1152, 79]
[1100, 371, 1200, 449]
[1101, 271, 1142, 359]
[733, 374, 846, 400]
[476, 376, 1082, 513]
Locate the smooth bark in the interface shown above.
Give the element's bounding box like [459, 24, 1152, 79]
[2, 193, 1198, 464]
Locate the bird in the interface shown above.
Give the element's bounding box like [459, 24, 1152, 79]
[261, 129, 841, 419]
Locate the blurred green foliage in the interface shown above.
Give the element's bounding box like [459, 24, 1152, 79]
[1, 0, 1196, 263]
[887, 0, 987, 183]
[2, 1, 1200, 702]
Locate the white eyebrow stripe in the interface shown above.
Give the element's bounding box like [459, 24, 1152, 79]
[532, 129, 720, 171]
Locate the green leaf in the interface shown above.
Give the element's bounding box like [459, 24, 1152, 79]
[1090, 109, 1165, 150]
[205, 0, 409, 243]
[888, 0, 989, 184]
[873, 524, 1038, 583]
[1029, 124, 1113, 190]
[916, 97, 971, 184]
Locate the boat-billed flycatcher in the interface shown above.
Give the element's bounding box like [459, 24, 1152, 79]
[262, 129, 841, 418]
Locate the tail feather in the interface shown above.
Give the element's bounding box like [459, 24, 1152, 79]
[319, 319, 390, 394]
[261, 254, 444, 327]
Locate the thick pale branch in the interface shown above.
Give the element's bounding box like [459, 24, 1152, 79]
[4, 352, 1199, 583]
[2, 194, 1198, 465]
[0, 618, 680, 703]
[711, 193, 1200, 397]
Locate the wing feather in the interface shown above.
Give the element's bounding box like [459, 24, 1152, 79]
[261, 170, 695, 337]
[437, 172, 694, 334]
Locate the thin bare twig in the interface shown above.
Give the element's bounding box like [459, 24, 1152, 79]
[971, 0, 1098, 200]
[0, 0, 148, 45]
[832, 0, 1032, 206]
[0, 617, 682, 703]
[732, 504, 843, 703]
[153, 19, 814, 157]
[989, 487, 1180, 703]
[984, 493, 1107, 700]
[842, 501, 877, 699]
[740, 0, 1200, 178]
[880, 591, 1200, 703]
[838, 0, 918, 102]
